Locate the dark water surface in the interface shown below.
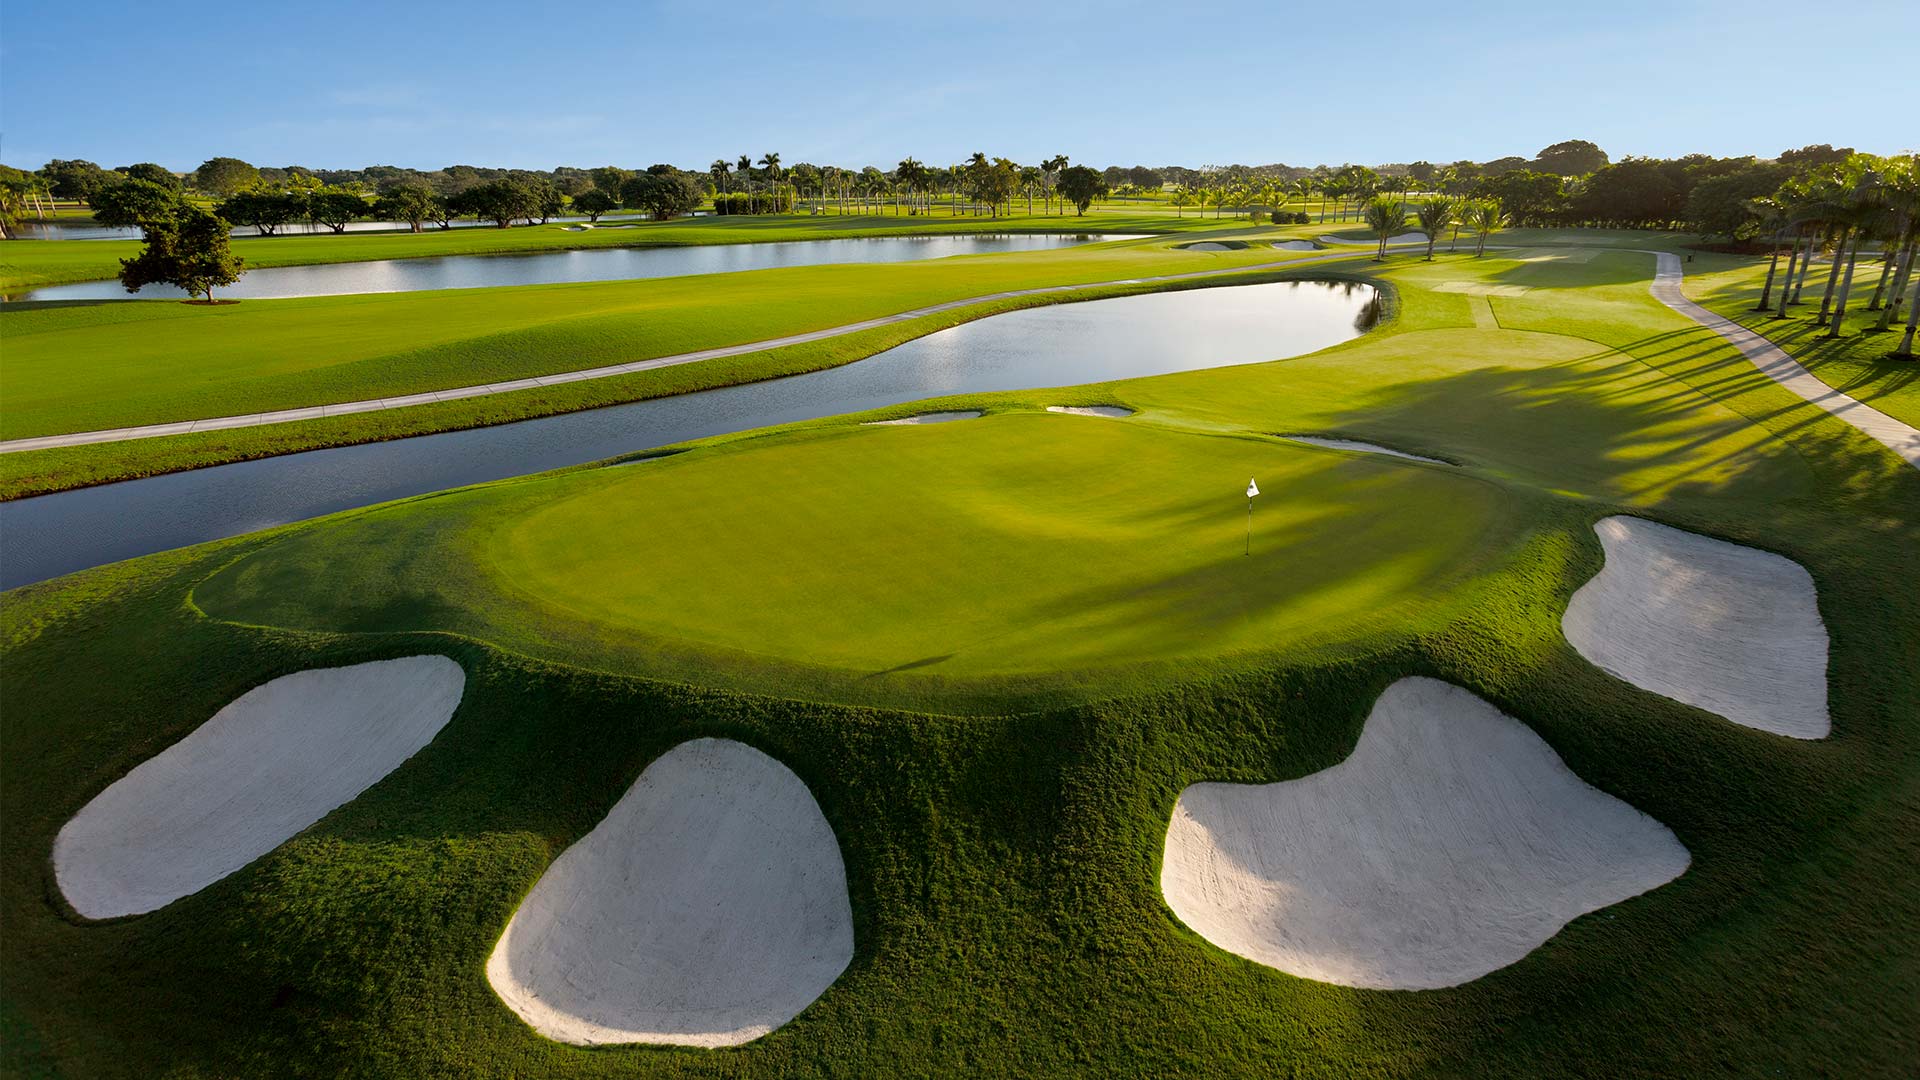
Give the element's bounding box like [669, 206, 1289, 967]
[0, 280, 1378, 588]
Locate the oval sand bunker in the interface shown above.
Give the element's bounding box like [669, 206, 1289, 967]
[1046, 405, 1133, 418]
[1562, 516, 1830, 738]
[1282, 435, 1446, 464]
[487, 738, 854, 1047]
[1162, 677, 1688, 990]
[54, 656, 465, 919]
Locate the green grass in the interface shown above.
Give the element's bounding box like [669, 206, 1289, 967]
[0, 210, 1231, 292]
[0, 236, 1338, 498]
[3, 237, 1917, 1077]
[1683, 252, 1920, 426]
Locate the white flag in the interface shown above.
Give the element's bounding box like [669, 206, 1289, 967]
[1246, 478, 1260, 498]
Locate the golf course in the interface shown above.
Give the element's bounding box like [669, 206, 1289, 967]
[3, 12, 1917, 1065]
[4, 207, 1917, 1076]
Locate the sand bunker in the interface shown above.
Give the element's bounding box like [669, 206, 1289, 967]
[1162, 677, 1688, 990]
[1046, 405, 1134, 418]
[561, 225, 591, 232]
[1281, 435, 1447, 465]
[1562, 516, 1830, 738]
[865, 410, 984, 425]
[54, 656, 465, 919]
[487, 738, 853, 1047]
[1321, 231, 1425, 246]
[1272, 240, 1318, 251]
[1182, 241, 1246, 252]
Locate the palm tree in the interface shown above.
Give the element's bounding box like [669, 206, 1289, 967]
[710, 159, 731, 197]
[758, 153, 782, 214]
[1415, 196, 1458, 261]
[1364, 195, 1408, 261]
[1747, 197, 1792, 312]
[1815, 160, 1882, 337]
[1470, 199, 1508, 257]
[737, 154, 754, 214]
[1872, 156, 1919, 331]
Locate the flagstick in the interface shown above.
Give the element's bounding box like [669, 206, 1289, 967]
[1245, 496, 1252, 556]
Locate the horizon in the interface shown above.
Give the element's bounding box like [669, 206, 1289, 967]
[3, 0, 1909, 173]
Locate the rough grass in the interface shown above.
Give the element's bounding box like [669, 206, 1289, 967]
[2, 239, 1916, 1077]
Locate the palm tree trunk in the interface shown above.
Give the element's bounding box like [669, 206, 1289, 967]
[1825, 234, 1864, 337]
[1814, 227, 1851, 325]
[1867, 229, 1904, 310]
[1774, 234, 1801, 318]
[1897, 269, 1920, 358]
[1876, 238, 1918, 331]
[1792, 230, 1823, 303]
[1756, 232, 1784, 311]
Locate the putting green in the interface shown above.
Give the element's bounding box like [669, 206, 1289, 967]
[196, 414, 1518, 706]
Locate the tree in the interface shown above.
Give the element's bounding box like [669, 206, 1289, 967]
[119, 205, 244, 302]
[1779, 144, 1854, 169]
[524, 177, 564, 224]
[1686, 163, 1791, 239]
[1363, 195, 1409, 260]
[0, 165, 47, 238]
[621, 170, 702, 220]
[119, 162, 181, 189]
[1570, 159, 1685, 227]
[1056, 166, 1106, 216]
[372, 181, 439, 232]
[89, 179, 187, 228]
[1415, 196, 1458, 261]
[41, 159, 111, 201]
[216, 188, 305, 235]
[1470, 199, 1508, 257]
[589, 167, 630, 201]
[571, 188, 618, 222]
[193, 157, 260, 197]
[449, 179, 534, 227]
[1473, 170, 1565, 226]
[306, 187, 368, 233]
[1533, 139, 1608, 176]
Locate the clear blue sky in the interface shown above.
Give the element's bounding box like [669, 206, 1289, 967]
[2, 0, 1907, 174]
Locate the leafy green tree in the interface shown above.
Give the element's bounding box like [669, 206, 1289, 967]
[41, 159, 111, 201]
[192, 157, 261, 197]
[1415, 196, 1458, 261]
[216, 188, 305, 235]
[89, 179, 186, 228]
[571, 188, 618, 222]
[1363, 194, 1409, 260]
[0, 164, 48, 238]
[118, 162, 181, 189]
[1779, 144, 1854, 169]
[1473, 170, 1565, 226]
[449, 179, 535, 227]
[119, 205, 244, 302]
[1686, 164, 1792, 239]
[306, 187, 368, 233]
[1533, 139, 1608, 176]
[1056, 165, 1106, 216]
[1570, 159, 1685, 227]
[372, 182, 440, 232]
[590, 166, 630, 200]
[621, 171, 702, 220]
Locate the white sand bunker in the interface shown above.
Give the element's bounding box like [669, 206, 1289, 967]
[1272, 240, 1318, 251]
[865, 410, 983, 426]
[54, 656, 465, 920]
[487, 738, 854, 1047]
[1282, 435, 1447, 465]
[1562, 516, 1830, 738]
[1433, 281, 1532, 297]
[1047, 405, 1133, 418]
[1182, 241, 1245, 252]
[1323, 231, 1425, 246]
[561, 224, 592, 231]
[1162, 677, 1688, 990]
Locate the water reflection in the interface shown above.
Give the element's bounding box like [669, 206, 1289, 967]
[0, 280, 1377, 588]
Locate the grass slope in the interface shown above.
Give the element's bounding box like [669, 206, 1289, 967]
[3, 241, 1916, 1077]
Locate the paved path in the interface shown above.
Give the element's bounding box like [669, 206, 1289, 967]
[1644, 251, 1920, 469]
[0, 253, 1367, 455]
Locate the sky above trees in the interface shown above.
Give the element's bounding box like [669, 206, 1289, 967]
[1, 0, 1908, 172]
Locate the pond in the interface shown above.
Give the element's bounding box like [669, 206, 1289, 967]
[6, 234, 1148, 301]
[0, 280, 1379, 589]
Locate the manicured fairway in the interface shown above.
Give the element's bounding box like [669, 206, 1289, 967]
[3, 233, 1916, 1079]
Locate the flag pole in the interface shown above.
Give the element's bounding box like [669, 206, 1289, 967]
[1244, 477, 1259, 556]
